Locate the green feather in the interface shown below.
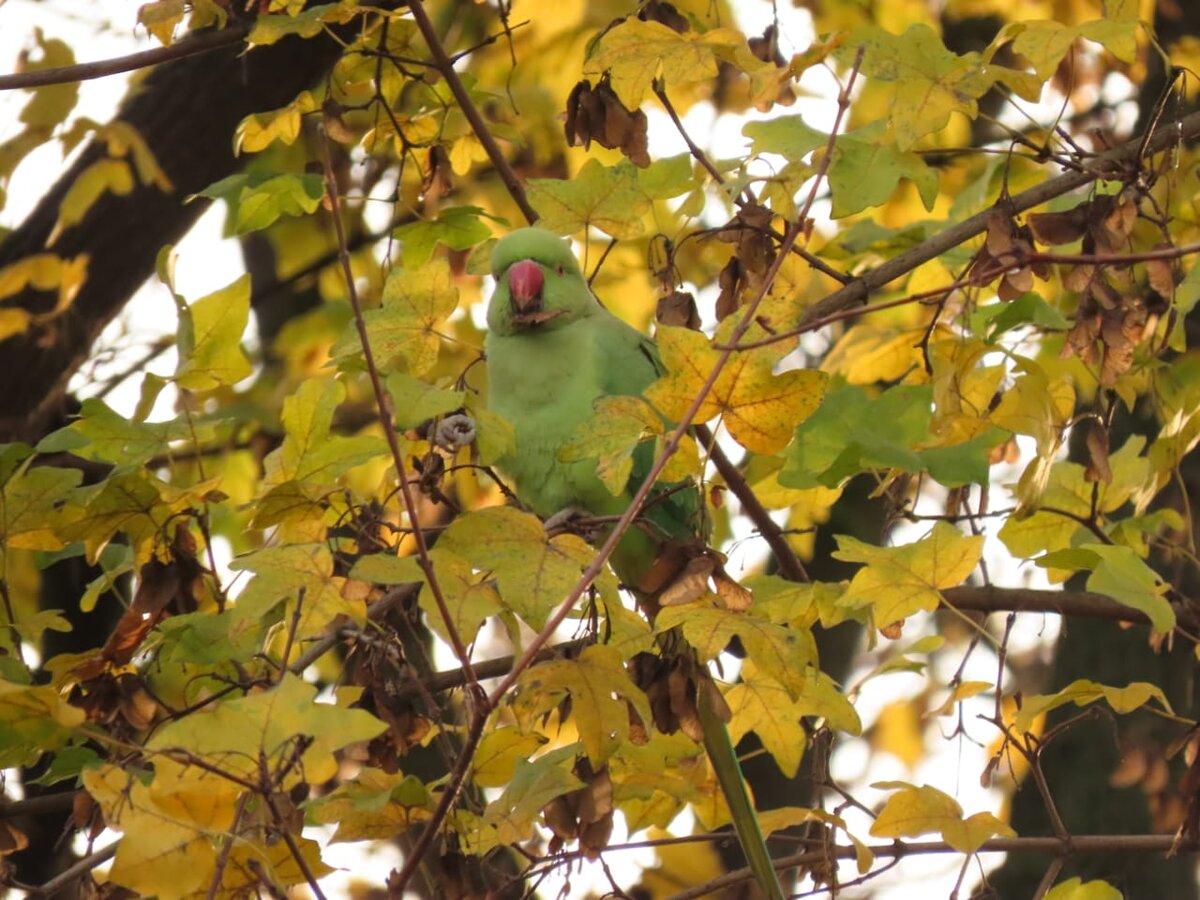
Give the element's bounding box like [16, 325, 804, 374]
[485, 227, 784, 899]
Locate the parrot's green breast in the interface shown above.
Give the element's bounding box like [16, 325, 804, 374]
[485, 318, 631, 519]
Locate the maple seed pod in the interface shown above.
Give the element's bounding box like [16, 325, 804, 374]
[564, 78, 651, 168]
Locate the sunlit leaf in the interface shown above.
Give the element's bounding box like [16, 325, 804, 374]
[645, 326, 826, 455]
[869, 781, 1015, 852]
[835, 522, 984, 630]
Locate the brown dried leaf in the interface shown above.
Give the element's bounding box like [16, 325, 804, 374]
[712, 566, 753, 612]
[100, 524, 204, 666]
[117, 675, 159, 730]
[627, 700, 649, 745]
[656, 289, 701, 329]
[1099, 310, 1136, 386]
[564, 79, 651, 168]
[1027, 207, 1089, 246]
[669, 664, 703, 741]
[659, 556, 714, 607]
[321, 98, 356, 144]
[1147, 251, 1176, 300]
[0, 819, 28, 856]
[715, 256, 742, 321]
[999, 267, 1033, 301]
[985, 212, 1015, 256]
[1101, 195, 1138, 246]
[1063, 263, 1095, 293]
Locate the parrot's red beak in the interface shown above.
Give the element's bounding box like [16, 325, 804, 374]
[507, 259, 544, 312]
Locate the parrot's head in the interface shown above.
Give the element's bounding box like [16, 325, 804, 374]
[487, 227, 595, 335]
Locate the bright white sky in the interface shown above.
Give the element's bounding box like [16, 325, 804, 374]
[0, 2, 1074, 897]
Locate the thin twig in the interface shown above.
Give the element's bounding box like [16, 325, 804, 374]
[206, 794, 251, 900]
[318, 134, 482, 698]
[27, 843, 117, 898]
[1033, 856, 1066, 900]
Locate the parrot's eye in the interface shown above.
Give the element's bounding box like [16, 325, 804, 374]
[555, 264, 564, 276]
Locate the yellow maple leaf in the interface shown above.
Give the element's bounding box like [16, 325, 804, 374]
[646, 326, 827, 455]
[835, 521, 984, 630]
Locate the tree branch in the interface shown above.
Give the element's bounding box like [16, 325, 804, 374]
[0, 26, 249, 91]
[697, 424, 809, 582]
[943, 585, 1200, 631]
[26, 844, 117, 898]
[795, 110, 1200, 332]
[314, 593, 1174, 716]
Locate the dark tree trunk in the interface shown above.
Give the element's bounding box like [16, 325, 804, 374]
[0, 23, 346, 443]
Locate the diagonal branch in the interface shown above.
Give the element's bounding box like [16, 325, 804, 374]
[792, 109, 1200, 336]
[407, 0, 539, 225]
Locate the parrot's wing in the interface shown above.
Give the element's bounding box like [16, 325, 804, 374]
[597, 316, 704, 546]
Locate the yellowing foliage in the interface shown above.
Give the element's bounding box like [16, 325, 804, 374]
[3, 1, 1195, 898]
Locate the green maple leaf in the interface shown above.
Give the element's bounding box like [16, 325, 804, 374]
[439, 506, 616, 628]
[61, 470, 190, 564]
[656, 600, 817, 699]
[845, 24, 997, 150]
[0, 680, 86, 767]
[386, 371, 465, 431]
[582, 18, 742, 108]
[231, 542, 365, 640]
[559, 396, 666, 495]
[415, 550, 501, 647]
[262, 377, 387, 487]
[481, 744, 583, 844]
[175, 274, 253, 390]
[309, 768, 434, 841]
[234, 173, 324, 234]
[828, 121, 938, 217]
[780, 383, 998, 490]
[645, 326, 827, 456]
[148, 672, 386, 783]
[393, 206, 495, 268]
[1036, 543, 1174, 633]
[1, 463, 81, 552]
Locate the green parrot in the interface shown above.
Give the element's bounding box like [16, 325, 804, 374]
[485, 227, 785, 899]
